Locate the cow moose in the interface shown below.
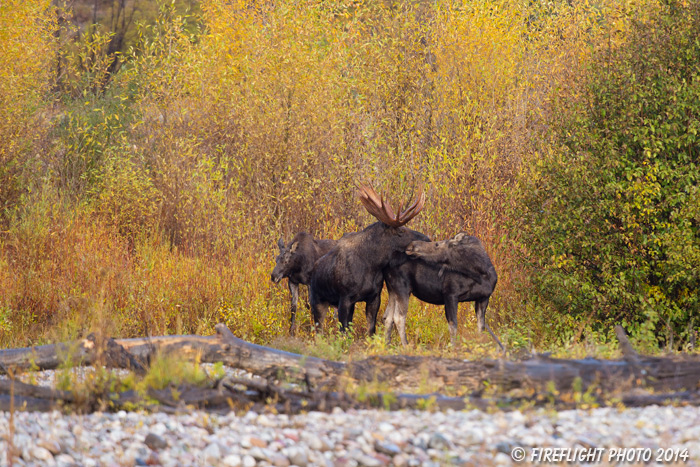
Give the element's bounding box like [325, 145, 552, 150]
[384, 232, 503, 349]
[309, 184, 426, 336]
[271, 232, 337, 334]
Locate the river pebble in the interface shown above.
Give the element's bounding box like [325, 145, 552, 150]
[0, 405, 699, 466]
[3, 367, 700, 466]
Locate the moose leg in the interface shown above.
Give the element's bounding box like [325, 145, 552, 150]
[310, 295, 329, 333]
[444, 297, 459, 346]
[476, 298, 505, 351]
[337, 299, 355, 333]
[383, 294, 397, 344]
[347, 304, 355, 324]
[384, 273, 410, 345]
[365, 294, 381, 337]
[475, 297, 488, 333]
[288, 282, 300, 335]
[393, 293, 410, 347]
[303, 285, 311, 311]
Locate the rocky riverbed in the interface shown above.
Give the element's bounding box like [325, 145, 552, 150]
[2, 367, 700, 466]
[2, 404, 700, 466]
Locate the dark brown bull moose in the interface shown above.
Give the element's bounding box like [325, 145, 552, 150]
[309, 184, 426, 335]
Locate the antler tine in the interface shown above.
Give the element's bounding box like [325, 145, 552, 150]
[358, 184, 399, 227]
[381, 194, 397, 224]
[358, 183, 424, 228]
[398, 186, 425, 223]
[358, 182, 382, 207]
[358, 192, 384, 219]
[394, 184, 410, 219]
[397, 194, 407, 221]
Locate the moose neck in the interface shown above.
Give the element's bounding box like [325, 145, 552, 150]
[358, 222, 411, 264]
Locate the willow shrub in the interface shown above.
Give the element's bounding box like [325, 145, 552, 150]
[119, 0, 623, 344]
[518, 0, 700, 349]
[0, 0, 56, 225]
[1, 0, 651, 348]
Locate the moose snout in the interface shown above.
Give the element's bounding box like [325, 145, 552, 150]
[406, 241, 431, 255]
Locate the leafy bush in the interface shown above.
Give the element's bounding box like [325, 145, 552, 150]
[518, 0, 700, 345]
[0, 0, 666, 352]
[0, 0, 55, 224]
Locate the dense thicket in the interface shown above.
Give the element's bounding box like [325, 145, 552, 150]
[2, 0, 693, 352]
[519, 0, 700, 348]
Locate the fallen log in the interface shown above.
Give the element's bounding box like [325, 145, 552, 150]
[0, 394, 57, 412]
[0, 340, 93, 373]
[110, 325, 347, 387]
[0, 379, 74, 403]
[3, 372, 700, 414]
[115, 325, 700, 394]
[0, 333, 146, 375]
[214, 323, 346, 383]
[2, 323, 700, 414]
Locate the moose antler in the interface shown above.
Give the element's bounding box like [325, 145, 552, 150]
[357, 183, 425, 228]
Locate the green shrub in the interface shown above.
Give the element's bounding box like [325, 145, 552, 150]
[518, 0, 700, 345]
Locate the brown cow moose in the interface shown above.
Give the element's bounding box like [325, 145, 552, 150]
[271, 232, 336, 334]
[384, 232, 502, 349]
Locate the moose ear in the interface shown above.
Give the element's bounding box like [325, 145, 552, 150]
[290, 241, 298, 253]
[448, 233, 463, 246]
[277, 237, 285, 251]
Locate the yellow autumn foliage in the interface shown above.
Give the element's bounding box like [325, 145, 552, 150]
[0, 0, 661, 350]
[0, 0, 56, 216]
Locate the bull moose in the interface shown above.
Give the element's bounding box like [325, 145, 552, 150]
[384, 232, 503, 349]
[271, 232, 337, 334]
[309, 184, 426, 335]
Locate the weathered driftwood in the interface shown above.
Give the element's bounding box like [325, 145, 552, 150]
[0, 394, 56, 412]
[0, 333, 146, 375]
[0, 340, 93, 373]
[110, 324, 347, 386]
[108, 324, 700, 394]
[3, 374, 699, 414]
[0, 379, 75, 402]
[0, 379, 76, 412]
[2, 323, 700, 414]
[0, 369, 471, 414]
[230, 324, 698, 394]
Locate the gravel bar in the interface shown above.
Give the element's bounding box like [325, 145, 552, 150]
[2, 367, 700, 466]
[2, 404, 700, 466]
